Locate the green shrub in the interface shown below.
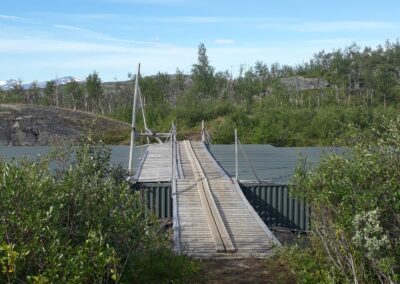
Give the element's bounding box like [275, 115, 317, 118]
[0, 138, 200, 283]
[277, 241, 335, 284]
[128, 246, 200, 283]
[286, 117, 400, 283]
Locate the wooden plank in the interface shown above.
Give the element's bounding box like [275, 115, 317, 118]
[132, 150, 148, 181]
[230, 177, 282, 246]
[183, 140, 235, 253]
[175, 178, 216, 254]
[183, 141, 226, 253]
[136, 143, 172, 182]
[191, 141, 281, 253]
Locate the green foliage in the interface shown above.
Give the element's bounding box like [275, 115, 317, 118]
[28, 81, 40, 104]
[2, 40, 400, 146]
[191, 43, 216, 98]
[0, 138, 200, 283]
[208, 96, 399, 146]
[86, 71, 103, 112]
[10, 80, 24, 100]
[44, 80, 56, 106]
[0, 243, 19, 283]
[65, 80, 83, 110]
[285, 117, 400, 283]
[276, 242, 335, 283]
[109, 104, 132, 123]
[128, 246, 200, 283]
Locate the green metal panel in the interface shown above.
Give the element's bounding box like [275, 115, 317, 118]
[240, 183, 310, 231]
[136, 183, 172, 219]
[135, 182, 310, 231]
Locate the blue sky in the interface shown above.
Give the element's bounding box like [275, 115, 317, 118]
[1, 0, 400, 82]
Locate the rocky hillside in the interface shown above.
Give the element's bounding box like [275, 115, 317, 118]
[0, 104, 130, 146]
[279, 76, 329, 92]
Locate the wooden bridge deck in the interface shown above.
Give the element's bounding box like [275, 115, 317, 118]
[135, 143, 172, 182]
[136, 140, 281, 258]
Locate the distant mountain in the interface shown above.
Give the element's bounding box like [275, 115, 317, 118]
[0, 79, 18, 90]
[0, 76, 85, 91]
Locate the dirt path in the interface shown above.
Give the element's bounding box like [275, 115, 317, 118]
[159, 218, 300, 283]
[199, 258, 296, 284]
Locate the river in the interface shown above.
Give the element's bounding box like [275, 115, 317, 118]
[0, 144, 343, 183]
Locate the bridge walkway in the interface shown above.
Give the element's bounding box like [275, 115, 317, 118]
[173, 140, 280, 258]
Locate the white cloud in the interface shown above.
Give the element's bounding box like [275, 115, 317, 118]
[1, 10, 399, 82]
[215, 39, 235, 44]
[160, 16, 224, 23]
[0, 35, 395, 82]
[142, 16, 291, 24]
[97, 0, 190, 4]
[52, 24, 169, 46]
[67, 13, 117, 20]
[0, 37, 172, 54]
[296, 21, 400, 32]
[53, 24, 96, 33]
[306, 38, 352, 44]
[0, 14, 27, 21]
[0, 42, 197, 81]
[259, 20, 400, 33]
[31, 12, 117, 22]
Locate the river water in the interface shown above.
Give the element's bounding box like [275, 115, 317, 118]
[0, 144, 343, 183]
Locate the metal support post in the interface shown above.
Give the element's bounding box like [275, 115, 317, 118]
[201, 120, 205, 142]
[128, 63, 140, 176]
[235, 129, 238, 180]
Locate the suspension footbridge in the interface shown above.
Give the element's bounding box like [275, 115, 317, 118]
[128, 64, 281, 258]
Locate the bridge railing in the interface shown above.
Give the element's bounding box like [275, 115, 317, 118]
[201, 120, 212, 144]
[169, 122, 182, 252]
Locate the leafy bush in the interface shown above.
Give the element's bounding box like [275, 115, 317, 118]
[285, 117, 400, 283]
[276, 242, 334, 283]
[0, 138, 199, 283]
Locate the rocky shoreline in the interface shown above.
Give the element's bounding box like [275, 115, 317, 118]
[0, 104, 130, 146]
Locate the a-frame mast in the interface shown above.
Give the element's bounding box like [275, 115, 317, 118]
[128, 63, 140, 175]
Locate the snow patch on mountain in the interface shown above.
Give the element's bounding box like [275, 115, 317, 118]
[0, 76, 85, 91]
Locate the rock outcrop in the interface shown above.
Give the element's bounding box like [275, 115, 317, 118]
[280, 76, 329, 92]
[0, 104, 130, 146]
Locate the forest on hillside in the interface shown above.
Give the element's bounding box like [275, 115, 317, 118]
[2, 40, 400, 146]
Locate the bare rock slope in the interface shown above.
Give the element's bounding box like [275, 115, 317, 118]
[280, 76, 329, 92]
[0, 104, 130, 146]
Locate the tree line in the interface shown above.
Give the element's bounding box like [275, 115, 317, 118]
[2, 72, 106, 113]
[1, 40, 400, 145]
